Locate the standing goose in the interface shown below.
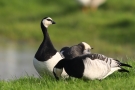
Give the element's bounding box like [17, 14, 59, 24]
[53, 53, 132, 80]
[60, 42, 93, 59]
[33, 17, 67, 77]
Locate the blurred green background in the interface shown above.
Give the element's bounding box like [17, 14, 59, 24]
[0, 0, 135, 57]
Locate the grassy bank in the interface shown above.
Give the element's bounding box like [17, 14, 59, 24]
[0, 1, 135, 89]
[0, 0, 135, 56]
[0, 60, 134, 90]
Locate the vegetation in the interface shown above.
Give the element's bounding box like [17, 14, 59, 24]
[0, 60, 134, 90]
[0, 0, 135, 56]
[0, 0, 135, 89]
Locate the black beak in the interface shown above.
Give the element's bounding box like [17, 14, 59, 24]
[91, 48, 94, 49]
[52, 21, 56, 24]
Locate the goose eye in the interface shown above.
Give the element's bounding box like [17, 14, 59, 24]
[47, 19, 51, 21]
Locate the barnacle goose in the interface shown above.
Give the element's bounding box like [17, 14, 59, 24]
[53, 53, 132, 80]
[77, 0, 106, 11]
[33, 17, 67, 77]
[60, 42, 93, 59]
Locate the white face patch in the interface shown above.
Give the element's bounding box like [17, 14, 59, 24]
[42, 17, 53, 28]
[82, 42, 92, 54]
[82, 42, 91, 49]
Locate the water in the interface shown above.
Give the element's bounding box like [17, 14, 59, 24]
[0, 42, 39, 80]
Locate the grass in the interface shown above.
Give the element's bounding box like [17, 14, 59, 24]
[0, 1, 135, 89]
[0, 60, 135, 90]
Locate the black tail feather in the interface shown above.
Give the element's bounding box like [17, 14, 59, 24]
[118, 68, 129, 73]
[120, 63, 132, 68]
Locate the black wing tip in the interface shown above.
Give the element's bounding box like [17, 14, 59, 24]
[118, 68, 129, 73]
[114, 59, 132, 68]
[120, 63, 132, 68]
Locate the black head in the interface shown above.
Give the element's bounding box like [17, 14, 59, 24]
[60, 47, 69, 58]
[60, 47, 69, 52]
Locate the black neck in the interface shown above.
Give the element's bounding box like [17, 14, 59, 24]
[54, 59, 65, 69]
[35, 23, 57, 61]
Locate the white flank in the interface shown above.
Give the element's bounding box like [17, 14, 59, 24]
[33, 52, 67, 77]
[83, 58, 111, 80]
[102, 67, 121, 79]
